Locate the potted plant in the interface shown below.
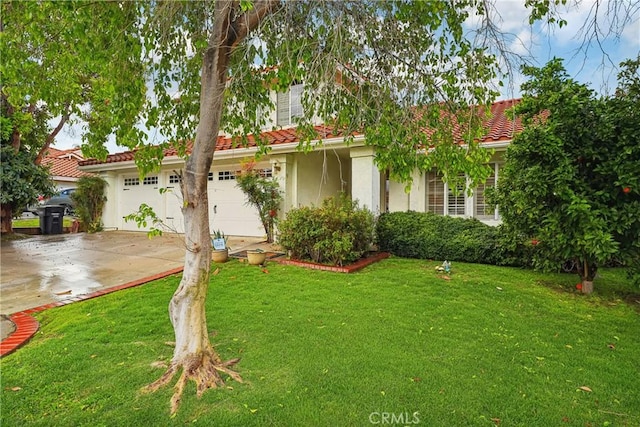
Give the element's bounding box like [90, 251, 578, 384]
[211, 230, 229, 263]
[246, 248, 267, 265]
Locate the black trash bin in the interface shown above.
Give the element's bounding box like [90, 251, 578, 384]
[38, 205, 65, 234]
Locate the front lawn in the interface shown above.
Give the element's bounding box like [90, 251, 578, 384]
[12, 217, 74, 228]
[1, 259, 639, 426]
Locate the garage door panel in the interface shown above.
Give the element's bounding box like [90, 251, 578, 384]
[208, 170, 264, 237]
[121, 175, 163, 232]
[164, 189, 185, 234]
[118, 169, 266, 237]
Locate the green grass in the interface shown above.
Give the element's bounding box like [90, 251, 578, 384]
[12, 217, 73, 228]
[1, 259, 639, 426]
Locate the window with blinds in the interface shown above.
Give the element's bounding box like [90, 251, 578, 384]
[447, 174, 466, 216]
[426, 170, 445, 215]
[276, 83, 303, 126]
[475, 165, 497, 219]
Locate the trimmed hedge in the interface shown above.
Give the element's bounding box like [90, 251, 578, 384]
[278, 195, 375, 266]
[376, 211, 529, 266]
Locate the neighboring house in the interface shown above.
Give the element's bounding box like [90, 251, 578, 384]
[78, 98, 522, 237]
[42, 147, 89, 190]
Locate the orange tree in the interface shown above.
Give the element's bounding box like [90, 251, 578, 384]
[491, 57, 640, 293]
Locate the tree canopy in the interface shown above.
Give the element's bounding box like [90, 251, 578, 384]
[0, 1, 146, 232]
[490, 57, 640, 292]
[0, 99, 55, 232]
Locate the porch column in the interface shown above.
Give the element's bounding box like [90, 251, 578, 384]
[350, 146, 380, 213]
[271, 154, 295, 213]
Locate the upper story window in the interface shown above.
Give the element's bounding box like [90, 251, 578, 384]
[277, 83, 303, 126]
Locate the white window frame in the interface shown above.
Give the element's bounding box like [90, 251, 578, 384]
[426, 164, 501, 220]
[124, 177, 140, 187]
[276, 83, 303, 126]
[446, 174, 467, 216]
[474, 163, 500, 220]
[143, 176, 158, 185]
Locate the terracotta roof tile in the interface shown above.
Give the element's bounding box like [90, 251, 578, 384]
[79, 99, 522, 167]
[42, 147, 91, 178]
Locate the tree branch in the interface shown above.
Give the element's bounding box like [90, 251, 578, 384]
[35, 102, 71, 165]
[226, 0, 280, 49]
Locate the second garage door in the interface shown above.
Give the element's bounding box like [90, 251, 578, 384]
[207, 169, 264, 237]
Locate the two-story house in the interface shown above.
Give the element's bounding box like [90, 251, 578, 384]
[78, 89, 521, 237]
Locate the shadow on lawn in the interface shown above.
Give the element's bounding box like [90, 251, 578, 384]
[536, 278, 640, 312]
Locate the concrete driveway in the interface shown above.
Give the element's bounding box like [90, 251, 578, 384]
[0, 231, 264, 316]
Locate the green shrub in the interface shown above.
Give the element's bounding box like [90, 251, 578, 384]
[376, 211, 529, 266]
[71, 176, 107, 233]
[278, 195, 375, 266]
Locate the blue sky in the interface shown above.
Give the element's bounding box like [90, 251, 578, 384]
[53, 1, 639, 153]
[477, 0, 640, 98]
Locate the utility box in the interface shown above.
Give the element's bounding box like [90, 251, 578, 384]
[38, 205, 65, 234]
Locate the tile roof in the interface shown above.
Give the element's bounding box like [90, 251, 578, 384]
[79, 124, 349, 166]
[79, 99, 522, 167]
[42, 147, 91, 179]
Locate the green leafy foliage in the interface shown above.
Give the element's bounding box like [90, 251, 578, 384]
[235, 160, 283, 243]
[376, 211, 523, 266]
[278, 195, 375, 266]
[1, 1, 147, 161]
[146, 1, 509, 186]
[0, 98, 56, 232]
[123, 203, 164, 238]
[490, 57, 640, 286]
[71, 176, 108, 233]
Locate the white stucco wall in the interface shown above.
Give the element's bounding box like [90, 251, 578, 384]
[294, 150, 350, 207]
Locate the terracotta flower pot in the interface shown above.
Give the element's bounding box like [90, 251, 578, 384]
[247, 250, 267, 265]
[212, 248, 229, 263]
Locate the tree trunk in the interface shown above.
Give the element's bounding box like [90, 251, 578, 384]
[0, 204, 14, 234]
[578, 259, 597, 294]
[143, 0, 278, 415]
[143, 44, 239, 414]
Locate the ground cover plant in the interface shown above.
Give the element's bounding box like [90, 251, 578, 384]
[1, 259, 639, 426]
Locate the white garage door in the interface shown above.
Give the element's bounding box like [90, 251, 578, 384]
[164, 173, 185, 234]
[118, 169, 265, 237]
[120, 175, 164, 232]
[208, 169, 264, 237]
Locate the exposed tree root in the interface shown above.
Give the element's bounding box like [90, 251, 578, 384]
[142, 350, 242, 415]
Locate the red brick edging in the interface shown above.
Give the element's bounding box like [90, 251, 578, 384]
[276, 252, 390, 273]
[0, 266, 184, 358]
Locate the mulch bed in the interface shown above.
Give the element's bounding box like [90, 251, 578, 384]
[276, 252, 390, 273]
[229, 250, 390, 273]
